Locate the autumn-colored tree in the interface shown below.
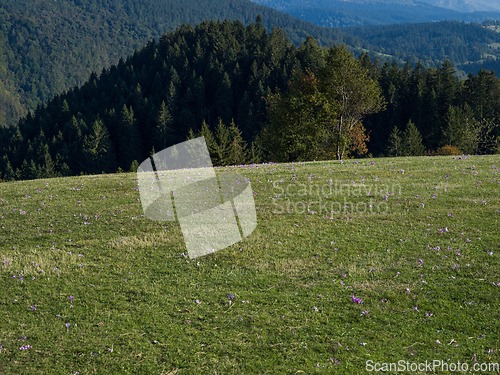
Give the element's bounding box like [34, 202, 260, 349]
[319, 45, 385, 160]
[262, 45, 384, 162]
[348, 123, 370, 158]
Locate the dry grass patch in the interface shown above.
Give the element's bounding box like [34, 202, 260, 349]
[108, 231, 174, 249]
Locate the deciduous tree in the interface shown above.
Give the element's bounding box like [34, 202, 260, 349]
[261, 69, 333, 162]
[318, 45, 385, 160]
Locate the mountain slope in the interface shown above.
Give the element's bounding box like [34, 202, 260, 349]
[0, 18, 325, 180]
[249, 0, 500, 27]
[419, 0, 500, 12]
[345, 20, 500, 70]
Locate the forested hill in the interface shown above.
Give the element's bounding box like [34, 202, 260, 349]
[0, 18, 323, 179]
[250, 0, 500, 28]
[345, 20, 500, 69]
[0, 0, 368, 127]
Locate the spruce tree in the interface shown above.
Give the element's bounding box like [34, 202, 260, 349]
[186, 128, 196, 140]
[20, 159, 30, 180]
[216, 72, 232, 125]
[443, 104, 477, 154]
[198, 120, 218, 162]
[228, 119, 248, 165]
[249, 134, 266, 164]
[215, 118, 231, 166]
[28, 160, 39, 180]
[25, 140, 35, 165]
[237, 91, 253, 140]
[42, 148, 57, 178]
[55, 153, 71, 176]
[386, 126, 402, 157]
[35, 142, 47, 167]
[177, 108, 196, 138]
[118, 105, 142, 169]
[402, 120, 426, 156]
[193, 76, 205, 121]
[155, 100, 173, 151]
[83, 118, 116, 174]
[1, 155, 15, 181]
[130, 160, 139, 172]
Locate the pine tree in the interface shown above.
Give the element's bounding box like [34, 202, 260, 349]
[118, 105, 142, 169]
[186, 128, 196, 140]
[402, 120, 425, 156]
[386, 126, 402, 157]
[198, 120, 218, 162]
[216, 72, 232, 125]
[42, 147, 57, 178]
[20, 159, 30, 180]
[83, 118, 116, 174]
[228, 119, 248, 165]
[249, 134, 266, 164]
[28, 160, 39, 180]
[1, 155, 15, 181]
[155, 100, 173, 151]
[215, 118, 231, 166]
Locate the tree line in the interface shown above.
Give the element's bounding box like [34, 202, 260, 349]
[363, 58, 500, 157]
[0, 17, 499, 182]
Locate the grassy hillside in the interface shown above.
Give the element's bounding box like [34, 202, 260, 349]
[1, 155, 499, 373]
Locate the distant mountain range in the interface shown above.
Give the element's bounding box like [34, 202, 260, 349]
[419, 0, 500, 13]
[249, 0, 500, 27]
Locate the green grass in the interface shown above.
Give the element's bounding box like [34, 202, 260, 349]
[1, 155, 499, 374]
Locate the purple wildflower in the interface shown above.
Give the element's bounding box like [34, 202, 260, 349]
[351, 295, 363, 304]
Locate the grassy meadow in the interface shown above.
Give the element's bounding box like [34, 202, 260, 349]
[0, 155, 499, 374]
